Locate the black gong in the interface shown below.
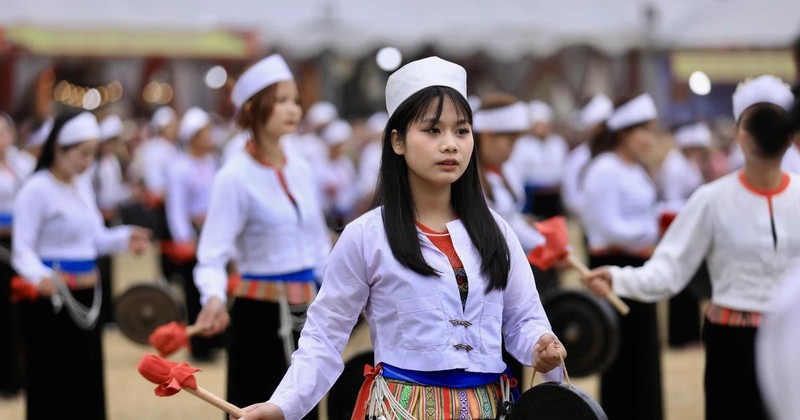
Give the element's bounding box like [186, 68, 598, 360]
[115, 282, 185, 345]
[328, 350, 375, 420]
[509, 382, 607, 420]
[542, 289, 620, 377]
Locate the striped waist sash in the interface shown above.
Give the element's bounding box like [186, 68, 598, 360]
[705, 303, 762, 328]
[43, 259, 98, 290]
[232, 269, 316, 304]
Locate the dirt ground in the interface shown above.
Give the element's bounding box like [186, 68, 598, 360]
[0, 234, 707, 420]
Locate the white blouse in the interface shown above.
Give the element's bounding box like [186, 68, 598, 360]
[561, 143, 591, 217]
[316, 155, 358, 215]
[656, 149, 704, 207]
[582, 152, 659, 252]
[484, 166, 545, 252]
[165, 153, 217, 242]
[611, 172, 800, 313]
[781, 144, 800, 174]
[12, 171, 132, 284]
[141, 136, 177, 195]
[91, 154, 129, 211]
[509, 134, 569, 188]
[268, 208, 561, 420]
[0, 148, 34, 216]
[193, 146, 331, 305]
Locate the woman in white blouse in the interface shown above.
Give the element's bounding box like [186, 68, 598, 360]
[193, 55, 330, 416]
[580, 93, 664, 420]
[238, 57, 565, 420]
[583, 75, 800, 420]
[12, 111, 149, 420]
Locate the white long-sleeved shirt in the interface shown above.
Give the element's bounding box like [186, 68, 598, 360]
[141, 136, 177, 195]
[781, 144, 800, 174]
[357, 141, 382, 200]
[194, 146, 331, 305]
[268, 208, 561, 420]
[166, 153, 217, 242]
[611, 172, 800, 313]
[221, 131, 249, 165]
[317, 156, 358, 215]
[0, 148, 35, 216]
[484, 166, 545, 252]
[91, 154, 130, 211]
[509, 134, 569, 188]
[582, 152, 659, 252]
[656, 149, 704, 206]
[561, 143, 591, 217]
[12, 171, 132, 284]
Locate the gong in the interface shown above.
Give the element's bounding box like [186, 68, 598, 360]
[542, 289, 620, 377]
[328, 350, 375, 420]
[115, 282, 185, 345]
[509, 382, 607, 420]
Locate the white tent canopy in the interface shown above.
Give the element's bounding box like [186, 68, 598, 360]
[4, 0, 800, 59]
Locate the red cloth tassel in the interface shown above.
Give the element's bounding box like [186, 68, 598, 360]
[160, 241, 196, 264]
[351, 364, 382, 420]
[149, 321, 190, 357]
[10, 276, 38, 303]
[659, 212, 678, 237]
[137, 354, 200, 397]
[527, 216, 570, 271]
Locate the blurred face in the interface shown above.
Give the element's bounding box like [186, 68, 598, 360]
[619, 120, 657, 162]
[55, 139, 98, 176]
[392, 97, 474, 189]
[479, 131, 520, 168]
[0, 119, 13, 152]
[160, 119, 179, 142]
[190, 125, 215, 154]
[532, 120, 551, 139]
[263, 80, 302, 138]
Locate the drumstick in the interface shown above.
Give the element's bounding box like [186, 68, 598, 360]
[185, 323, 203, 337]
[184, 387, 245, 419]
[566, 254, 631, 316]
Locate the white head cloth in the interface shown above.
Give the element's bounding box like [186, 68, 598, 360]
[732, 75, 794, 122]
[474, 102, 530, 133]
[99, 115, 123, 142]
[528, 100, 553, 124]
[606, 93, 658, 131]
[366, 112, 390, 135]
[385, 56, 467, 117]
[231, 54, 294, 111]
[306, 101, 339, 127]
[757, 264, 800, 420]
[178, 107, 211, 143]
[151, 106, 177, 130]
[674, 122, 712, 149]
[58, 112, 100, 146]
[578, 94, 613, 131]
[322, 119, 352, 146]
[28, 118, 54, 148]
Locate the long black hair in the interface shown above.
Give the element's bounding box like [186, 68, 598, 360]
[35, 112, 84, 172]
[370, 86, 512, 292]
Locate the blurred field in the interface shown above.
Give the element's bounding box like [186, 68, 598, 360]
[0, 233, 706, 419]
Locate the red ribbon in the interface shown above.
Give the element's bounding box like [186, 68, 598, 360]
[137, 354, 200, 396]
[659, 212, 678, 237]
[351, 364, 382, 420]
[10, 276, 39, 303]
[527, 216, 570, 270]
[149, 322, 190, 357]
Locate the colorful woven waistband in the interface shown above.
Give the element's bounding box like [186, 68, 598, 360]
[705, 303, 762, 328]
[43, 259, 97, 274]
[382, 363, 502, 388]
[240, 269, 315, 282]
[232, 276, 316, 305]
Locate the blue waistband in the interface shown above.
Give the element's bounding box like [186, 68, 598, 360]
[43, 259, 97, 274]
[381, 363, 502, 388]
[0, 213, 12, 227]
[240, 269, 315, 282]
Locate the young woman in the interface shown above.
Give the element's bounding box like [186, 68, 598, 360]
[0, 112, 33, 396]
[237, 57, 565, 420]
[193, 54, 331, 416]
[583, 75, 800, 420]
[164, 106, 219, 360]
[12, 111, 149, 420]
[580, 93, 664, 420]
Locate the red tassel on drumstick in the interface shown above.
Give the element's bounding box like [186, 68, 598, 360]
[527, 216, 630, 316]
[10, 276, 38, 303]
[148, 322, 204, 357]
[137, 353, 245, 418]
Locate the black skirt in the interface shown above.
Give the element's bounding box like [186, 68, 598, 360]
[20, 289, 106, 420]
[227, 298, 318, 419]
[590, 254, 663, 420]
[0, 236, 22, 395]
[703, 321, 768, 420]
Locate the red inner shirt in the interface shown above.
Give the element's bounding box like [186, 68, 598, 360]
[417, 222, 469, 309]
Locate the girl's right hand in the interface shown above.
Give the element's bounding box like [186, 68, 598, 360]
[37, 277, 57, 298]
[196, 296, 230, 336]
[231, 402, 285, 420]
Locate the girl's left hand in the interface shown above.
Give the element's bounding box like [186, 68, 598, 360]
[129, 227, 152, 255]
[230, 403, 285, 420]
[532, 333, 567, 373]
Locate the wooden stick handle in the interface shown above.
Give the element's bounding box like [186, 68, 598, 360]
[566, 254, 631, 316]
[184, 386, 246, 418]
[185, 324, 203, 337]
